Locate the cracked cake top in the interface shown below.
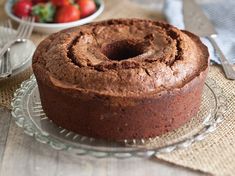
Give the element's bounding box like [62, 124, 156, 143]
[32, 19, 209, 96]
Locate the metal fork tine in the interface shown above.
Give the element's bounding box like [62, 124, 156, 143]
[20, 23, 27, 38]
[1, 21, 8, 43]
[0, 21, 7, 44]
[5, 21, 12, 41]
[0, 22, 4, 46]
[16, 22, 25, 37]
[21, 17, 29, 38]
[16, 17, 28, 38]
[26, 17, 34, 38]
[17, 21, 28, 38]
[19, 17, 31, 39]
[7, 20, 13, 40]
[0, 21, 10, 46]
[16, 17, 25, 32]
[7, 20, 12, 30]
[17, 20, 25, 37]
[26, 17, 34, 39]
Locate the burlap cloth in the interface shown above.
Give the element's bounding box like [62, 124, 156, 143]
[0, 0, 235, 175]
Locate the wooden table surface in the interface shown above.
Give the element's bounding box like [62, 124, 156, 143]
[0, 0, 209, 175]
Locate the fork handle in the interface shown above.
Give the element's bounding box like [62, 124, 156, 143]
[0, 39, 16, 58]
[0, 49, 12, 78]
[208, 36, 235, 80]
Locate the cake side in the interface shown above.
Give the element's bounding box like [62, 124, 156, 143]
[36, 69, 207, 140]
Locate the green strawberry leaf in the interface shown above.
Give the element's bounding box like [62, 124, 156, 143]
[32, 2, 56, 23]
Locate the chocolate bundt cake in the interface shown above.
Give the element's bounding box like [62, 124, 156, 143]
[32, 19, 209, 140]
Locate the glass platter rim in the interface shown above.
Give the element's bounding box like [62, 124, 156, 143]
[11, 75, 227, 158]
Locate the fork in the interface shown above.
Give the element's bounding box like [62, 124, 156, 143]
[0, 17, 34, 58]
[0, 20, 14, 78]
[0, 48, 11, 78]
[0, 17, 34, 78]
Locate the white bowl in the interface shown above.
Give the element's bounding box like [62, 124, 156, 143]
[5, 0, 104, 34]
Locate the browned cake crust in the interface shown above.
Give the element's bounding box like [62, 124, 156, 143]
[32, 19, 209, 140]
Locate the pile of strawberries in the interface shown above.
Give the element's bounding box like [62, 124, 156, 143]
[12, 0, 97, 23]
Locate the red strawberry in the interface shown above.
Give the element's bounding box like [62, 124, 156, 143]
[13, 0, 32, 18]
[76, 0, 96, 18]
[32, 0, 48, 5]
[55, 4, 80, 23]
[51, 0, 71, 6]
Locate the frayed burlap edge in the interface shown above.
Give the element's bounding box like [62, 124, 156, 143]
[0, 67, 32, 109]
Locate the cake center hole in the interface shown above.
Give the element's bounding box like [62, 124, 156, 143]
[102, 40, 143, 61]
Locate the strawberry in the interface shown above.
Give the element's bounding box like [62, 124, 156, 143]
[55, 4, 80, 23]
[13, 0, 32, 18]
[51, 0, 71, 6]
[32, 0, 48, 5]
[76, 0, 96, 18]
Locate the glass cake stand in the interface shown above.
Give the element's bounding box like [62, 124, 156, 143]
[11, 75, 227, 158]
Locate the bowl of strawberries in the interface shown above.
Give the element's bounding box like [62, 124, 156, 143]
[5, 0, 104, 33]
